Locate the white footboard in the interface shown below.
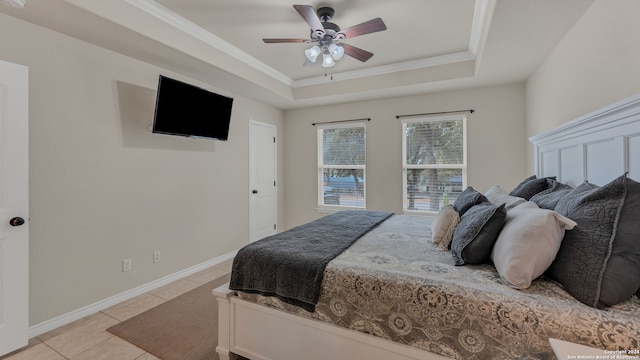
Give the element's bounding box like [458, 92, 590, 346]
[213, 283, 450, 360]
[213, 283, 236, 360]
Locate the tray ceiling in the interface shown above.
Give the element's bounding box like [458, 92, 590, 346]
[0, 0, 595, 108]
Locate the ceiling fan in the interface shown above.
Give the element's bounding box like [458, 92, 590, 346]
[263, 5, 387, 68]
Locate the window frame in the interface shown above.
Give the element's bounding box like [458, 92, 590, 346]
[317, 122, 367, 211]
[401, 114, 467, 214]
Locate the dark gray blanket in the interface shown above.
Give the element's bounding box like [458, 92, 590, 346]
[229, 210, 394, 312]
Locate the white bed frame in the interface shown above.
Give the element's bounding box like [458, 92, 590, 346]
[214, 93, 640, 360]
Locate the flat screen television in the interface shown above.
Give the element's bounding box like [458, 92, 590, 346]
[152, 75, 233, 140]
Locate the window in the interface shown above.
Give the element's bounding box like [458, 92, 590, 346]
[402, 115, 466, 213]
[317, 123, 366, 209]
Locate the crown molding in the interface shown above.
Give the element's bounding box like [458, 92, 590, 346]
[469, 0, 493, 56]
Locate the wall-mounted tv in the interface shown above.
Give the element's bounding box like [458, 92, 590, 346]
[152, 75, 233, 141]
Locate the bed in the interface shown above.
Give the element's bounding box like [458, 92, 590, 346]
[214, 93, 640, 360]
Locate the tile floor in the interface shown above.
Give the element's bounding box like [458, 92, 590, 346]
[1, 260, 233, 360]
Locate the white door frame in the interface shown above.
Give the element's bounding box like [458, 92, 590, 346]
[249, 120, 277, 243]
[0, 59, 29, 356]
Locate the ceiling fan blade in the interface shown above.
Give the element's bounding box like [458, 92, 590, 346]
[263, 38, 309, 43]
[336, 18, 387, 39]
[293, 5, 326, 37]
[342, 43, 374, 62]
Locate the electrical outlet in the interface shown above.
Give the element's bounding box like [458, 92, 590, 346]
[122, 258, 132, 272]
[153, 250, 161, 263]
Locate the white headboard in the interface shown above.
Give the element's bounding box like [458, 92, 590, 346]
[530, 93, 640, 187]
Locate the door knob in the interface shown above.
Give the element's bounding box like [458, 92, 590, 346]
[252, 190, 258, 194]
[10, 217, 25, 227]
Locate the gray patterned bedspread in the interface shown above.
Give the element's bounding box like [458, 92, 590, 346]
[236, 214, 640, 359]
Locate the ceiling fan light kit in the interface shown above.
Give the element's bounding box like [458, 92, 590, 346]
[322, 51, 335, 68]
[263, 4, 387, 68]
[305, 45, 322, 62]
[328, 44, 344, 60]
[305, 43, 343, 68]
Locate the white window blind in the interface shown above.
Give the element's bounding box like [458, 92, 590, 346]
[402, 115, 466, 213]
[317, 123, 366, 209]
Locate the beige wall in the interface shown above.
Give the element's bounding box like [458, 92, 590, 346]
[526, 0, 640, 171]
[283, 83, 527, 229]
[0, 13, 284, 325]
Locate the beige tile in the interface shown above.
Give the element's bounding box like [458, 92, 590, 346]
[186, 266, 230, 284]
[2, 343, 66, 360]
[70, 337, 145, 360]
[148, 278, 199, 300]
[101, 293, 165, 321]
[38, 313, 105, 343]
[0, 337, 44, 359]
[44, 313, 119, 359]
[26, 337, 44, 348]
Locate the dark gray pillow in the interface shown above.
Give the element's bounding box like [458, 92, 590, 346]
[529, 179, 573, 210]
[509, 175, 556, 200]
[507, 175, 536, 196]
[453, 186, 488, 216]
[512, 175, 536, 187]
[451, 202, 506, 265]
[548, 174, 640, 308]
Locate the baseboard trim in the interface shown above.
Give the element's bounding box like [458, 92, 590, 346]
[28, 250, 237, 338]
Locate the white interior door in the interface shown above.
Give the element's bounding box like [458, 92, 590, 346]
[0, 59, 29, 356]
[249, 121, 277, 243]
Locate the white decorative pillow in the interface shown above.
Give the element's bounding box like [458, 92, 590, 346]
[485, 185, 526, 211]
[491, 201, 576, 289]
[431, 205, 460, 250]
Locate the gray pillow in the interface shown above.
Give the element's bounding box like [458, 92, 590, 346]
[529, 180, 573, 210]
[509, 175, 556, 200]
[548, 174, 640, 308]
[453, 186, 488, 216]
[511, 175, 536, 191]
[485, 185, 526, 211]
[451, 202, 506, 265]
